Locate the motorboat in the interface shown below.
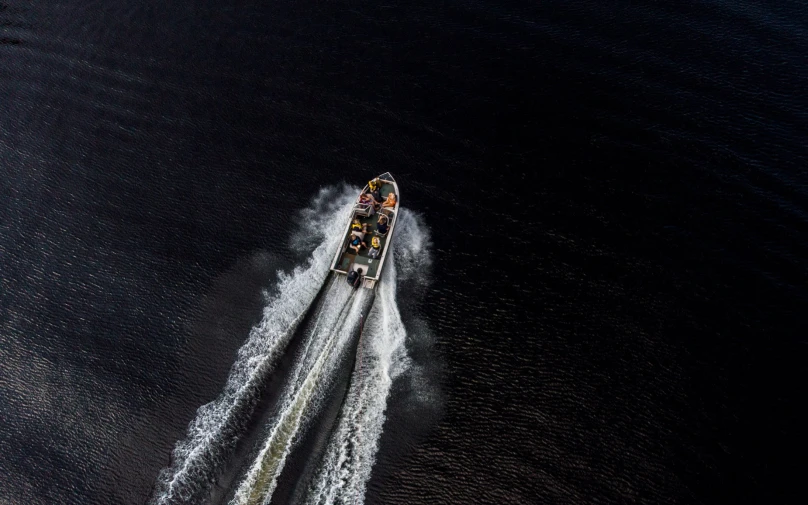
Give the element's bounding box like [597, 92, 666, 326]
[329, 172, 400, 289]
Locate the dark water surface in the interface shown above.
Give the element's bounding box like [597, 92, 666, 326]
[2, 0, 807, 504]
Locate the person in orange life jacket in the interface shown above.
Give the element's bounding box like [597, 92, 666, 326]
[382, 192, 396, 208]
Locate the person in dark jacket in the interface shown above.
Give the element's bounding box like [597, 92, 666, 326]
[376, 215, 389, 235]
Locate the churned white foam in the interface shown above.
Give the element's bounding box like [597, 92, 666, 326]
[302, 208, 432, 505]
[230, 286, 370, 505]
[391, 209, 433, 284]
[150, 186, 357, 505]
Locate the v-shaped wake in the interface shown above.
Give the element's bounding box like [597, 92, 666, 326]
[149, 186, 432, 505]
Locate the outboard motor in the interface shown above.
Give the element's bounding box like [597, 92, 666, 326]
[346, 268, 363, 289]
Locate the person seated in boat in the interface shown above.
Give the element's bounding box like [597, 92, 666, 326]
[347, 268, 363, 289]
[381, 191, 397, 208]
[351, 220, 368, 241]
[370, 188, 382, 205]
[368, 237, 381, 259]
[366, 178, 383, 204]
[358, 193, 379, 213]
[351, 218, 369, 234]
[349, 233, 367, 253]
[376, 215, 389, 235]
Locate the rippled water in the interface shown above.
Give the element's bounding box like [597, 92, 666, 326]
[2, 0, 807, 504]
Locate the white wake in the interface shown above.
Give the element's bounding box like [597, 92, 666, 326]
[301, 209, 431, 505]
[229, 282, 369, 505]
[150, 186, 357, 505]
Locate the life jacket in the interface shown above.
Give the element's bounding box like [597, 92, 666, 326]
[351, 222, 362, 230]
[368, 179, 380, 192]
[351, 236, 361, 246]
[371, 237, 380, 248]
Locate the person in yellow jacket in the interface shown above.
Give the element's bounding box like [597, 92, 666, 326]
[367, 178, 384, 205]
[351, 218, 369, 234]
[368, 236, 382, 259]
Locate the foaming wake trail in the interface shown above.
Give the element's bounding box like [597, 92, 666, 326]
[150, 186, 357, 505]
[302, 209, 432, 505]
[229, 286, 373, 505]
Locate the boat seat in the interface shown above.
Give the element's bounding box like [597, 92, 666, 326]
[354, 203, 372, 217]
